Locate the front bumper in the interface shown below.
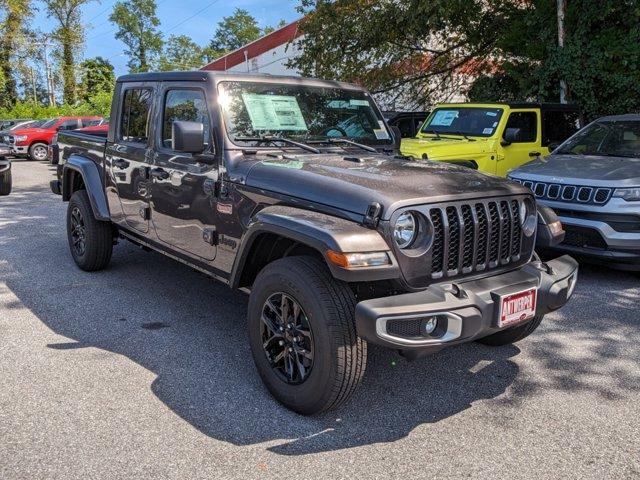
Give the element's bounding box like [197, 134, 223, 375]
[355, 255, 578, 356]
[11, 145, 28, 155]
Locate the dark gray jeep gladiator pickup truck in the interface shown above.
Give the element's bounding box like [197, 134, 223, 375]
[51, 71, 578, 414]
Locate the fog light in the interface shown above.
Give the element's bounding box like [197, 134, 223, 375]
[423, 316, 438, 335]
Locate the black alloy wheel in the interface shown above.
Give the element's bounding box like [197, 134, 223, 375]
[70, 206, 87, 256]
[261, 292, 314, 385]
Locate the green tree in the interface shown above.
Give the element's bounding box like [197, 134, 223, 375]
[209, 8, 269, 57]
[78, 56, 114, 101]
[0, 0, 32, 108]
[158, 35, 205, 71]
[468, 1, 640, 120]
[291, 0, 512, 108]
[44, 0, 94, 105]
[109, 0, 163, 73]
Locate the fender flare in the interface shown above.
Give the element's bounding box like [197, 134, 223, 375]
[230, 205, 399, 288]
[62, 155, 110, 221]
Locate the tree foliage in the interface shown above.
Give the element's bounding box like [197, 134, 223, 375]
[78, 56, 114, 101]
[208, 8, 280, 59]
[44, 0, 94, 105]
[291, 0, 513, 109]
[158, 35, 206, 71]
[0, 0, 32, 108]
[110, 0, 163, 73]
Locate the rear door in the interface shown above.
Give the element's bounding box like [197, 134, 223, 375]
[149, 84, 218, 261]
[498, 109, 540, 176]
[105, 84, 155, 234]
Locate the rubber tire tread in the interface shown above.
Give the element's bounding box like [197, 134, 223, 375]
[0, 169, 11, 195]
[67, 190, 113, 272]
[249, 256, 367, 414]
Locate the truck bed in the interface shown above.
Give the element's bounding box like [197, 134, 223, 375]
[56, 130, 108, 171]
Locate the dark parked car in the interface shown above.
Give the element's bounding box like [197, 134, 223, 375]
[0, 144, 12, 195]
[51, 71, 578, 414]
[509, 114, 640, 270]
[384, 111, 429, 138]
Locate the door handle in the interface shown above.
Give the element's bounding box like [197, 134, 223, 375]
[150, 167, 170, 180]
[529, 151, 541, 157]
[113, 158, 129, 169]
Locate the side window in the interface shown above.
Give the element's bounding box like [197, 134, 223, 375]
[395, 117, 414, 138]
[82, 118, 102, 127]
[162, 89, 211, 150]
[542, 110, 580, 146]
[120, 89, 152, 144]
[505, 112, 537, 142]
[58, 119, 80, 131]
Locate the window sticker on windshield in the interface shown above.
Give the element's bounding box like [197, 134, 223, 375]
[374, 128, 390, 140]
[486, 111, 498, 117]
[431, 110, 458, 127]
[350, 99, 369, 107]
[242, 93, 308, 131]
[483, 128, 494, 135]
[328, 100, 350, 109]
[492, 121, 498, 127]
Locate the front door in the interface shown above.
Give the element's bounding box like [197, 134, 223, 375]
[498, 109, 540, 176]
[149, 86, 218, 261]
[105, 85, 155, 234]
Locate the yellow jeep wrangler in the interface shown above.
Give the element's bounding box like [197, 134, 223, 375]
[401, 103, 580, 176]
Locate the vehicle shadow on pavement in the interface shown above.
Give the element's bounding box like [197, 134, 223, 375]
[2, 178, 639, 456]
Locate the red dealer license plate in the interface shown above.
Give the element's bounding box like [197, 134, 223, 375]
[498, 288, 537, 328]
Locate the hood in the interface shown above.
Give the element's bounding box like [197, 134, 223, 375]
[241, 152, 528, 219]
[9, 127, 52, 136]
[511, 153, 640, 187]
[400, 136, 494, 159]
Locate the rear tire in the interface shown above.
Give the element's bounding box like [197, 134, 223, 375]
[248, 256, 367, 415]
[477, 315, 544, 346]
[0, 169, 11, 196]
[28, 142, 48, 162]
[67, 190, 113, 271]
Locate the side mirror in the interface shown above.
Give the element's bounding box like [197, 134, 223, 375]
[501, 127, 522, 146]
[390, 125, 402, 150]
[172, 120, 204, 154]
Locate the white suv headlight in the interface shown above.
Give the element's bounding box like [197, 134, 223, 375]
[613, 187, 640, 201]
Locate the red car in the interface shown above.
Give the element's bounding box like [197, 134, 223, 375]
[8, 116, 103, 161]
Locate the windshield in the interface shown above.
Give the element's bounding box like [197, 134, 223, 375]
[40, 118, 58, 129]
[10, 119, 46, 130]
[421, 107, 504, 137]
[557, 120, 640, 158]
[218, 81, 392, 146]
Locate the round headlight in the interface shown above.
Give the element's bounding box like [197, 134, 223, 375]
[394, 212, 417, 249]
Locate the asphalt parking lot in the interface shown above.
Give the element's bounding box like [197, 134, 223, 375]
[1, 160, 639, 479]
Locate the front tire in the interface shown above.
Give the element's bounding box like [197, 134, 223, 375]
[248, 256, 367, 415]
[0, 169, 11, 196]
[67, 190, 113, 271]
[477, 315, 544, 346]
[28, 142, 48, 162]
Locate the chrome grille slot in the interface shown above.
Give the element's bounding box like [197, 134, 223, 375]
[577, 187, 593, 202]
[446, 207, 460, 272]
[430, 209, 445, 274]
[547, 184, 561, 199]
[594, 188, 612, 204]
[562, 185, 576, 201]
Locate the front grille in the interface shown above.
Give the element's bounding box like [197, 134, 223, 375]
[512, 178, 612, 205]
[563, 225, 607, 249]
[428, 197, 528, 278]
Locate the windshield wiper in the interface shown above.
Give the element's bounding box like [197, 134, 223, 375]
[309, 137, 378, 153]
[450, 131, 475, 141]
[423, 129, 441, 139]
[233, 135, 320, 154]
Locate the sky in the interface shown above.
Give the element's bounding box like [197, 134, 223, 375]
[31, 0, 301, 77]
